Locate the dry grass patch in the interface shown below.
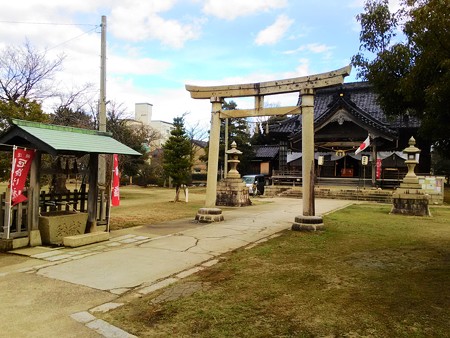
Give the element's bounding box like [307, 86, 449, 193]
[99, 204, 450, 337]
[108, 186, 205, 230]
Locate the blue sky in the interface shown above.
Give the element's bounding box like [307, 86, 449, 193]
[0, 0, 401, 130]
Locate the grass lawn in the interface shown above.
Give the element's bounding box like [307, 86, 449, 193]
[99, 204, 450, 337]
[108, 186, 206, 230]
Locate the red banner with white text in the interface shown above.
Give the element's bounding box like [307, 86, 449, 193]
[376, 159, 382, 180]
[10, 148, 35, 206]
[111, 154, 120, 206]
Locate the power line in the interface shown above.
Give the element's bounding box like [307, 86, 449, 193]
[0, 20, 97, 27]
[46, 26, 99, 51]
[0, 19, 101, 50]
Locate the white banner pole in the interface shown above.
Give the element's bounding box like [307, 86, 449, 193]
[4, 146, 17, 240]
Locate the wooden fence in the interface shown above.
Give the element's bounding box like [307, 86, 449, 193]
[39, 186, 88, 213]
[0, 193, 28, 239]
[0, 186, 108, 239]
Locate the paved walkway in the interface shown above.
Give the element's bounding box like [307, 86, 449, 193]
[0, 198, 353, 337]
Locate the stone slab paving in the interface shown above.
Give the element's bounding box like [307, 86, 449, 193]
[71, 312, 137, 338]
[1, 198, 354, 337]
[37, 246, 213, 292]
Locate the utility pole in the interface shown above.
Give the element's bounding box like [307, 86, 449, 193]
[99, 15, 107, 133]
[98, 15, 107, 223]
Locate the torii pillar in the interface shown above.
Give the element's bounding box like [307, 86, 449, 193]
[291, 89, 324, 231]
[186, 65, 351, 226]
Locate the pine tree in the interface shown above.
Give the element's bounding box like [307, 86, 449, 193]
[162, 116, 193, 201]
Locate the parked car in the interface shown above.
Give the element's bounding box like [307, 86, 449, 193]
[242, 174, 266, 196]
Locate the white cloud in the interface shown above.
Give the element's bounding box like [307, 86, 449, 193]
[202, 0, 287, 20]
[255, 15, 294, 46]
[283, 43, 334, 55]
[109, 56, 171, 75]
[280, 58, 311, 79]
[109, 0, 202, 49]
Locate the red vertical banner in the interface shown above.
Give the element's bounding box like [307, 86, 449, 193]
[11, 148, 35, 206]
[376, 159, 382, 179]
[111, 154, 120, 206]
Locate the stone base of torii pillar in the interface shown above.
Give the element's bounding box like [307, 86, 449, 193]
[195, 207, 224, 223]
[292, 215, 324, 231]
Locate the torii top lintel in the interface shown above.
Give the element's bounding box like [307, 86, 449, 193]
[186, 65, 351, 99]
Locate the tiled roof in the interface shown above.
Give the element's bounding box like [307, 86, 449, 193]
[269, 82, 420, 136]
[253, 145, 279, 159]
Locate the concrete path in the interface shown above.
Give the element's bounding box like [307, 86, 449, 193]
[0, 198, 353, 337]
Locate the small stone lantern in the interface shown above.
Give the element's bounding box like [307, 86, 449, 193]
[226, 141, 242, 179]
[402, 136, 421, 188]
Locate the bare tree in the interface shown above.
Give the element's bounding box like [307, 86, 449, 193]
[0, 41, 65, 103]
[53, 82, 96, 113]
[185, 119, 209, 142]
[50, 83, 96, 129]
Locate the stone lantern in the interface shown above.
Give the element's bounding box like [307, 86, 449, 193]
[226, 141, 242, 179]
[215, 141, 251, 207]
[401, 136, 421, 188]
[391, 136, 430, 216]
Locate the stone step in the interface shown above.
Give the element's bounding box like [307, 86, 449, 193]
[63, 232, 110, 248]
[277, 188, 393, 203]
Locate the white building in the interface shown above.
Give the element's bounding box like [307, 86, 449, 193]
[135, 103, 153, 125]
[133, 103, 173, 150]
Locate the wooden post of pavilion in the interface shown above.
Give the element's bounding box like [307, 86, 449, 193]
[87, 154, 99, 232]
[27, 151, 42, 246]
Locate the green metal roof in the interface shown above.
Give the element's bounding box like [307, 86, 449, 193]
[0, 119, 141, 156]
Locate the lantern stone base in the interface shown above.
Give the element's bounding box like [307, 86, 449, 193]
[391, 189, 431, 216]
[292, 215, 324, 231]
[390, 171, 431, 217]
[216, 178, 251, 207]
[195, 207, 224, 223]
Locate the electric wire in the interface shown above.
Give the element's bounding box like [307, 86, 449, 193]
[0, 19, 100, 51]
[46, 26, 99, 51]
[0, 20, 96, 27]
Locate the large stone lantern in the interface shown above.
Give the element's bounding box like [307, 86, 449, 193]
[215, 141, 251, 207]
[391, 136, 430, 216]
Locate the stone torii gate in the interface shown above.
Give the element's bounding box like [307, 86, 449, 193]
[186, 65, 351, 229]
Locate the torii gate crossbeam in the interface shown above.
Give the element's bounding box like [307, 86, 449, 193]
[186, 65, 351, 229]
